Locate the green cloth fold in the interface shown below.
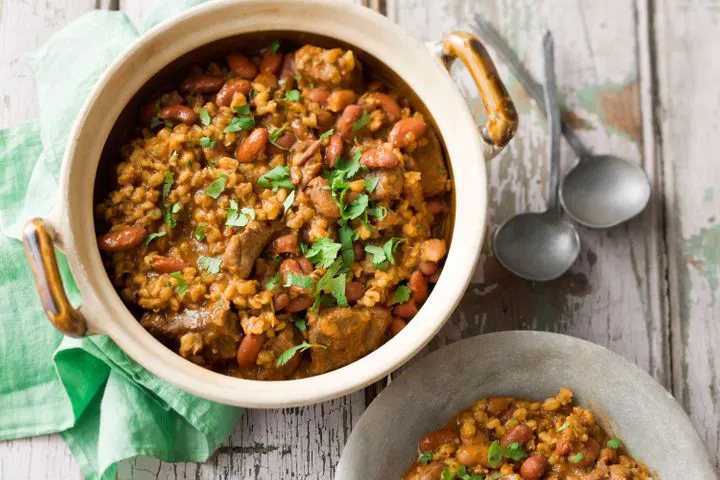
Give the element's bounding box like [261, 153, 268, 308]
[0, 3, 243, 479]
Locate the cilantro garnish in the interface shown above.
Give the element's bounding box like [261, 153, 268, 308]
[364, 237, 403, 269]
[258, 165, 295, 191]
[570, 452, 584, 463]
[170, 272, 189, 295]
[268, 39, 281, 54]
[294, 319, 307, 332]
[487, 440, 527, 468]
[285, 89, 300, 102]
[368, 205, 387, 220]
[224, 115, 254, 133]
[266, 273, 281, 291]
[351, 111, 370, 131]
[194, 225, 206, 242]
[234, 104, 251, 115]
[162, 172, 174, 202]
[198, 256, 222, 274]
[143, 230, 166, 246]
[165, 202, 181, 228]
[313, 258, 348, 308]
[226, 200, 255, 227]
[199, 136, 216, 148]
[276, 341, 325, 367]
[607, 437, 622, 449]
[204, 175, 227, 198]
[344, 193, 369, 220]
[149, 116, 164, 129]
[284, 272, 315, 290]
[338, 223, 357, 267]
[364, 174, 380, 193]
[198, 108, 211, 126]
[303, 238, 342, 268]
[393, 285, 410, 304]
[319, 128, 334, 141]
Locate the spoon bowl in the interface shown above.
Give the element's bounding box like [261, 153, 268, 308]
[560, 154, 651, 228]
[493, 212, 581, 281]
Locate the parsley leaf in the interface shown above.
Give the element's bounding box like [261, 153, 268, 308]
[487, 440, 527, 467]
[143, 231, 166, 246]
[441, 467, 453, 480]
[364, 174, 380, 193]
[165, 203, 181, 228]
[204, 175, 227, 198]
[200, 136, 216, 148]
[198, 108, 211, 126]
[344, 193, 369, 220]
[393, 285, 410, 304]
[418, 450, 433, 464]
[149, 116, 164, 129]
[276, 341, 325, 367]
[314, 259, 348, 307]
[570, 452, 584, 463]
[364, 245, 388, 270]
[319, 128, 334, 141]
[285, 89, 300, 102]
[225, 115, 254, 133]
[170, 272, 189, 295]
[283, 190, 296, 214]
[266, 273, 281, 291]
[226, 200, 255, 227]
[194, 225, 206, 241]
[258, 165, 295, 191]
[284, 272, 315, 290]
[351, 111, 370, 131]
[234, 104, 251, 116]
[338, 223, 357, 267]
[383, 237, 403, 265]
[607, 437, 622, 449]
[268, 39, 281, 54]
[198, 256, 222, 274]
[303, 237, 342, 268]
[294, 319, 307, 332]
[162, 172, 174, 202]
[368, 205, 387, 220]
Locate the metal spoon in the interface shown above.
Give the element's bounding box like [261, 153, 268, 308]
[473, 17, 651, 228]
[493, 32, 580, 281]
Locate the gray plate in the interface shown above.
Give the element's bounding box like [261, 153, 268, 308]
[336, 331, 716, 479]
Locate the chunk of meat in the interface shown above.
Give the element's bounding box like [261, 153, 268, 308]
[294, 45, 357, 87]
[235, 326, 304, 380]
[409, 129, 449, 197]
[367, 167, 404, 201]
[307, 306, 391, 374]
[223, 220, 276, 278]
[306, 176, 341, 219]
[140, 299, 240, 362]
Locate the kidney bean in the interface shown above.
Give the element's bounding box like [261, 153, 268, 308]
[280, 53, 296, 84]
[327, 89, 358, 112]
[389, 117, 428, 148]
[236, 333, 265, 367]
[268, 132, 297, 156]
[228, 53, 258, 79]
[345, 282, 364, 303]
[286, 296, 314, 313]
[421, 239, 447, 263]
[427, 268, 442, 284]
[273, 233, 298, 254]
[150, 256, 187, 273]
[235, 128, 268, 163]
[254, 73, 278, 89]
[180, 75, 224, 94]
[555, 429, 573, 455]
[572, 438, 600, 467]
[390, 317, 406, 336]
[456, 444, 490, 468]
[324, 134, 344, 168]
[426, 197, 447, 215]
[307, 87, 330, 105]
[487, 397, 512, 416]
[360, 147, 399, 169]
[375, 92, 401, 122]
[519, 455, 549, 480]
[272, 292, 290, 311]
[280, 258, 302, 280]
[353, 243, 364, 261]
[393, 299, 418, 319]
[260, 52, 283, 75]
[418, 261, 438, 276]
[409, 270, 429, 304]
[158, 105, 198, 125]
[215, 79, 252, 107]
[418, 428, 458, 451]
[336, 104, 363, 139]
[298, 257, 314, 274]
[300, 161, 323, 189]
[501, 424, 533, 446]
[98, 226, 147, 251]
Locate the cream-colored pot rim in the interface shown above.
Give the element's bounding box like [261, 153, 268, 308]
[54, 0, 488, 407]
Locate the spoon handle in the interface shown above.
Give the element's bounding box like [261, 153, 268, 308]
[472, 16, 590, 159]
[543, 32, 562, 212]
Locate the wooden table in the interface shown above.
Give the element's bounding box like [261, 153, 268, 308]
[1, 0, 718, 478]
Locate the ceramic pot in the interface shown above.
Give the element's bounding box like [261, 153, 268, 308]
[22, 0, 517, 407]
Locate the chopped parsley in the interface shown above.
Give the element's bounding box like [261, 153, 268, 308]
[351, 111, 370, 131]
[284, 272, 315, 290]
[224, 115, 254, 133]
[303, 238, 342, 269]
[234, 104, 251, 115]
[204, 175, 227, 198]
[283, 190, 296, 214]
[199, 136, 216, 148]
[198, 108, 211, 126]
[319, 128, 334, 141]
[441, 466, 483, 480]
[368, 205, 387, 220]
[162, 172, 174, 202]
[258, 165, 295, 191]
[364, 174, 380, 193]
[197, 256, 222, 274]
[165, 203, 181, 228]
[276, 341, 325, 367]
[170, 272, 188, 295]
[364, 237, 403, 269]
[285, 89, 301, 102]
[268, 39, 281, 54]
[607, 437, 622, 449]
[393, 285, 411, 304]
[194, 225, 206, 242]
[487, 440, 527, 468]
[313, 258, 347, 308]
[294, 318, 307, 332]
[338, 223, 357, 267]
[226, 200, 255, 227]
[418, 450, 433, 464]
[143, 230, 166, 246]
[570, 452, 584, 463]
[266, 273, 281, 291]
[149, 116, 164, 129]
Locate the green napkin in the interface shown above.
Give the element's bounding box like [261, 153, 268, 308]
[0, 2, 244, 479]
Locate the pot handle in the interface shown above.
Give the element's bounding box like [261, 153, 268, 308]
[22, 217, 88, 337]
[438, 31, 518, 148]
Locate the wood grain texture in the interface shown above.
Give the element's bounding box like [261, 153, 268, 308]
[655, 0, 720, 468]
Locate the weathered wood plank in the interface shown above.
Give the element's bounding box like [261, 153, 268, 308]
[655, 0, 720, 468]
[390, 0, 670, 385]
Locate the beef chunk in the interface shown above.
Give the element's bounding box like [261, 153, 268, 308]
[294, 45, 357, 87]
[308, 306, 391, 374]
[411, 129, 449, 197]
[306, 176, 341, 219]
[368, 167, 404, 202]
[223, 220, 275, 278]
